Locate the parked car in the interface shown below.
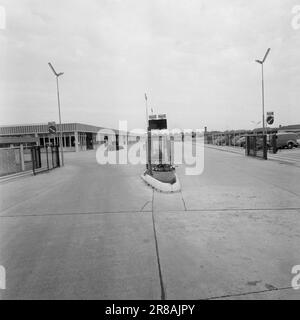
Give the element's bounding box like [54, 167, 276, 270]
[296, 134, 300, 147]
[214, 136, 226, 146]
[236, 136, 246, 148]
[273, 132, 299, 149]
[231, 135, 242, 146]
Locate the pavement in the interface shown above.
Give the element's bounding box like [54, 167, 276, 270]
[0, 146, 300, 300]
[206, 144, 300, 167]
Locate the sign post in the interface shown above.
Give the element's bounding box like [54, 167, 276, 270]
[48, 122, 57, 148]
[266, 111, 274, 125]
[48, 122, 57, 135]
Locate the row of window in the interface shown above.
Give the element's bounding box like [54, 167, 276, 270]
[39, 136, 76, 148]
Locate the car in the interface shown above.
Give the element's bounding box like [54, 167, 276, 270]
[236, 136, 246, 148]
[231, 135, 242, 146]
[273, 132, 299, 149]
[214, 136, 226, 146]
[296, 134, 300, 147]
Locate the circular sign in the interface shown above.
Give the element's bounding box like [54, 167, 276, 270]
[48, 125, 57, 134]
[266, 116, 274, 125]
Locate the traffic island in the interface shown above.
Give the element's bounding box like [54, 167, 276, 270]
[141, 164, 181, 193]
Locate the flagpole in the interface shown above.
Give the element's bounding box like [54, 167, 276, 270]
[144, 93, 152, 175]
[145, 93, 149, 128]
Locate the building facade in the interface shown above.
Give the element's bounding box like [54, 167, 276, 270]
[0, 123, 106, 151]
[0, 123, 144, 151]
[278, 124, 300, 134]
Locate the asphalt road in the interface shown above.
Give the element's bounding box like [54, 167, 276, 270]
[0, 146, 300, 299]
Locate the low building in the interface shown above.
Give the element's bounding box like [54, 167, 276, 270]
[0, 123, 109, 152]
[0, 123, 144, 152]
[0, 136, 39, 149]
[278, 124, 300, 134]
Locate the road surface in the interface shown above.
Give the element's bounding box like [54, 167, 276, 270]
[0, 146, 300, 299]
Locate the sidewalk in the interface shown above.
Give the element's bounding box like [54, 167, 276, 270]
[0, 170, 34, 184]
[1, 147, 299, 299]
[0, 166, 51, 184]
[206, 144, 300, 167]
[205, 144, 245, 155]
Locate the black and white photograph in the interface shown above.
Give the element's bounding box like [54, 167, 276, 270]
[0, 0, 300, 304]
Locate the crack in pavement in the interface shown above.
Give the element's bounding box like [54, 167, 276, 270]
[180, 190, 187, 211]
[1, 206, 299, 218]
[151, 189, 166, 300]
[140, 201, 152, 212]
[206, 285, 295, 300]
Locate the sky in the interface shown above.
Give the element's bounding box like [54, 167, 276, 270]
[0, 0, 299, 131]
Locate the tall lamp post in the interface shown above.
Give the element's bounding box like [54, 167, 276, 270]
[48, 62, 64, 166]
[255, 48, 271, 136]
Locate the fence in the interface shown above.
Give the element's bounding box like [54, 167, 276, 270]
[245, 135, 268, 160]
[31, 146, 60, 175]
[0, 145, 60, 177]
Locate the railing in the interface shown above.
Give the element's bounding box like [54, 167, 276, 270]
[0, 145, 60, 178]
[31, 146, 60, 175]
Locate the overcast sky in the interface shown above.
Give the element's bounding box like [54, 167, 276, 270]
[0, 0, 299, 131]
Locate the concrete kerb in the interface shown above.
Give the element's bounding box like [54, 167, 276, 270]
[141, 171, 181, 193]
[0, 170, 34, 184]
[206, 144, 300, 167]
[205, 144, 245, 156]
[0, 167, 54, 184]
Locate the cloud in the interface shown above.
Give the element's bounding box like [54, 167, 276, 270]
[0, 0, 299, 130]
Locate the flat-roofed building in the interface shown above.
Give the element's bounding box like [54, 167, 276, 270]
[0, 123, 107, 152]
[0, 123, 144, 152]
[0, 136, 39, 149]
[278, 124, 300, 134]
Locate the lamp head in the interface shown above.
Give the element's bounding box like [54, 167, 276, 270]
[48, 62, 58, 76]
[48, 62, 64, 77]
[262, 48, 271, 63]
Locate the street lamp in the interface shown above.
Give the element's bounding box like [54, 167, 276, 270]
[251, 120, 261, 127]
[255, 48, 271, 136]
[251, 120, 261, 134]
[48, 62, 64, 166]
